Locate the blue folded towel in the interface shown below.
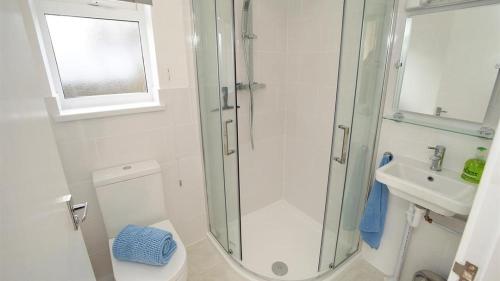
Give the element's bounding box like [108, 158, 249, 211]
[112, 224, 177, 266]
[359, 153, 393, 249]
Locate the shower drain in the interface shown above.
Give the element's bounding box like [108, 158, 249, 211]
[272, 261, 288, 276]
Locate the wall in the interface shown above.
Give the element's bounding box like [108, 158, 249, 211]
[235, 0, 288, 215]
[362, 0, 498, 279]
[282, 0, 342, 224]
[46, 1, 207, 280]
[235, 0, 343, 224]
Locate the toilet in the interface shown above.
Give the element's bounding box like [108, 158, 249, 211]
[93, 160, 188, 281]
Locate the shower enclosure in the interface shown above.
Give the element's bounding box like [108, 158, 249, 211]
[193, 0, 395, 279]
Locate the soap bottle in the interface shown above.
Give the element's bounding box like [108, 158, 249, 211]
[461, 147, 487, 184]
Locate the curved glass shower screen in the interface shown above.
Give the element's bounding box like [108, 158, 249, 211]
[193, 0, 395, 279]
[192, 0, 241, 259]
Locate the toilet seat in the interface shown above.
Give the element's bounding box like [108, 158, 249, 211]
[109, 220, 188, 281]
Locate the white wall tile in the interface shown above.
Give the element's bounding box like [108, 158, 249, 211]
[167, 155, 206, 222]
[253, 52, 286, 84]
[174, 124, 202, 158]
[81, 110, 172, 139]
[172, 213, 208, 246]
[235, 0, 289, 216]
[234, 0, 342, 222]
[51, 120, 86, 142]
[160, 160, 181, 218]
[152, 0, 190, 89]
[95, 129, 171, 168]
[239, 136, 285, 215]
[165, 88, 198, 127]
[281, 0, 342, 223]
[178, 155, 205, 193]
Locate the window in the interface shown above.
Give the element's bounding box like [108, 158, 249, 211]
[32, 0, 159, 114]
[46, 15, 148, 98]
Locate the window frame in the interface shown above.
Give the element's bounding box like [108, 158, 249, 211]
[32, 0, 159, 112]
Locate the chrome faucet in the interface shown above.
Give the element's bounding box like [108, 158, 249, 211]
[428, 145, 446, 171]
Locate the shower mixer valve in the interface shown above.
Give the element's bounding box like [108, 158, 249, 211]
[236, 82, 266, 91]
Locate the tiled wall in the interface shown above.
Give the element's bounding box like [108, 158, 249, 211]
[235, 0, 343, 224]
[48, 1, 207, 280]
[235, 0, 287, 215]
[282, 0, 342, 224]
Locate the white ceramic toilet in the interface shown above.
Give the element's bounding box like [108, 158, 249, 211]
[93, 160, 188, 281]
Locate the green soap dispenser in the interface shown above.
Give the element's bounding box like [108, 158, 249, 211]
[461, 147, 487, 184]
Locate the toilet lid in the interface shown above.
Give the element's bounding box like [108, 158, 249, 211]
[109, 220, 187, 281]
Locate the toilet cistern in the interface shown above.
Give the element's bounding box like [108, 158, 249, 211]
[428, 145, 446, 171]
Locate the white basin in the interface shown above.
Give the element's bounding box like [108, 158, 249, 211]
[376, 156, 476, 216]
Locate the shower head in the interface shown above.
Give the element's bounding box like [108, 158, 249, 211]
[242, 0, 254, 39]
[243, 0, 251, 11]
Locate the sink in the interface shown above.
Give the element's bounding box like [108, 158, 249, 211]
[376, 156, 476, 216]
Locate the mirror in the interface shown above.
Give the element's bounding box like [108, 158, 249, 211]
[396, 4, 500, 124]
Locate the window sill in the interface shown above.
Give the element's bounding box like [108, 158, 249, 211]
[45, 97, 165, 122]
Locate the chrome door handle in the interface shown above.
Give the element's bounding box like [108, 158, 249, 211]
[224, 119, 235, 156]
[65, 195, 88, 230]
[334, 125, 350, 164]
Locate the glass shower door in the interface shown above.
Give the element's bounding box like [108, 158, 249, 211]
[334, 0, 396, 267]
[193, 0, 241, 259]
[319, 0, 366, 270]
[320, 0, 395, 271]
[215, 0, 242, 260]
[194, 0, 395, 275]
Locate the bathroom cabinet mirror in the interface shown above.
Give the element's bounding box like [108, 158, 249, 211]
[390, 3, 500, 137]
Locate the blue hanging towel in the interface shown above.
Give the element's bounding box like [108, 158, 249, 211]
[112, 224, 177, 266]
[359, 153, 393, 249]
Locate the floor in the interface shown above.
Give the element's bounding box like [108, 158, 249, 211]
[241, 200, 324, 280]
[186, 238, 385, 281]
[187, 239, 246, 281]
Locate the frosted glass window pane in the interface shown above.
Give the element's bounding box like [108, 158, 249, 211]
[45, 15, 148, 98]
